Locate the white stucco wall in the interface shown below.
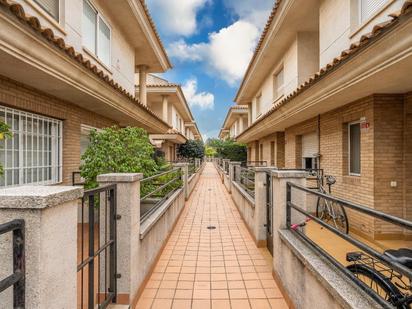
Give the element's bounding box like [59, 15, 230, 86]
[15, 0, 137, 93]
[319, 0, 403, 68]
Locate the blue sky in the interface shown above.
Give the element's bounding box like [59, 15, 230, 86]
[146, 0, 274, 139]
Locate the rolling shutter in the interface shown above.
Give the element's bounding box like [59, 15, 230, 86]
[35, 0, 59, 20]
[360, 0, 387, 22]
[302, 132, 318, 158]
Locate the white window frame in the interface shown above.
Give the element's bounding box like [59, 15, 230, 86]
[82, 0, 112, 67]
[0, 106, 63, 187]
[348, 121, 361, 176]
[33, 0, 60, 22]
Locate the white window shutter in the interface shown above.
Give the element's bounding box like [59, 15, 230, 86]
[35, 0, 59, 20]
[360, 0, 387, 22]
[302, 132, 319, 158]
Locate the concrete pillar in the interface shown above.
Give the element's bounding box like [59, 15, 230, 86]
[239, 117, 244, 133]
[248, 103, 253, 126]
[222, 159, 230, 175]
[138, 65, 148, 106]
[229, 161, 242, 193]
[195, 158, 201, 171]
[0, 186, 83, 309]
[97, 173, 143, 305]
[173, 163, 189, 200]
[162, 95, 169, 123]
[253, 167, 270, 247]
[271, 171, 306, 273]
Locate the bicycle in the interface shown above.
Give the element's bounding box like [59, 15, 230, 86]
[346, 249, 412, 308]
[312, 172, 349, 234]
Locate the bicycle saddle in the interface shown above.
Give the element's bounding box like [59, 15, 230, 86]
[325, 175, 336, 185]
[384, 248, 412, 269]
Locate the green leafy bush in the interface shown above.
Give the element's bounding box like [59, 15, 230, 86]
[206, 138, 247, 162]
[80, 126, 158, 189]
[177, 140, 204, 159]
[0, 121, 12, 176]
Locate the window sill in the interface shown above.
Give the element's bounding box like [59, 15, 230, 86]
[349, 0, 395, 39]
[82, 47, 113, 75]
[272, 94, 284, 106]
[343, 175, 361, 185]
[25, 0, 66, 36]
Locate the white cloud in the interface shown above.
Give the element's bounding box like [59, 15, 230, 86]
[146, 0, 210, 36]
[168, 21, 259, 86]
[222, 0, 274, 30]
[182, 79, 215, 110]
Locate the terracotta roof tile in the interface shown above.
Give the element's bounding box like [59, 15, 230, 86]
[235, 0, 282, 101]
[237, 1, 412, 139]
[138, 0, 172, 69]
[0, 0, 170, 128]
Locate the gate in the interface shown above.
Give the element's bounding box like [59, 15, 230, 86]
[265, 172, 273, 255]
[77, 185, 117, 309]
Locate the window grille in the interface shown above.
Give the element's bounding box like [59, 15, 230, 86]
[0, 105, 63, 187]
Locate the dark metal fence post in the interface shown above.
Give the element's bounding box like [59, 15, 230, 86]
[286, 182, 291, 228]
[13, 220, 25, 309]
[88, 194, 95, 309]
[109, 188, 117, 303]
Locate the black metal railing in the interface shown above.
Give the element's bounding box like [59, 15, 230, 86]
[286, 182, 412, 308]
[234, 166, 255, 199]
[78, 185, 118, 309]
[223, 161, 229, 174]
[0, 219, 25, 308]
[140, 168, 183, 223]
[188, 162, 196, 177]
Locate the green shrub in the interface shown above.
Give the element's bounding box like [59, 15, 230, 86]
[206, 138, 247, 162]
[80, 126, 158, 189]
[177, 140, 204, 159]
[0, 121, 12, 176]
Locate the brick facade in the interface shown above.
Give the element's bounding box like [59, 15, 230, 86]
[254, 94, 411, 239]
[0, 76, 116, 185]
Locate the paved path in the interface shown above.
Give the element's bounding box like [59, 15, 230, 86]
[136, 163, 288, 309]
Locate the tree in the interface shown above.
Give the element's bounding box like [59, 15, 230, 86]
[177, 140, 205, 159]
[80, 126, 158, 188]
[206, 138, 247, 162]
[205, 146, 217, 157]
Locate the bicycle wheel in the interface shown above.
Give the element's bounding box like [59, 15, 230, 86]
[316, 197, 349, 234]
[347, 264, 410, 309]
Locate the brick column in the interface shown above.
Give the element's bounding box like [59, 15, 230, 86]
[0, 186, 83, 309]
[97, 173, 143, 305]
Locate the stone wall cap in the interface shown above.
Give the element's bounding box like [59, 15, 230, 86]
[173, 163, 189, 167]
[271, 170, 307, 178]
[229, 161, 242, 165]
[97, 173, 143, 183]
[0, 186, 84, 210]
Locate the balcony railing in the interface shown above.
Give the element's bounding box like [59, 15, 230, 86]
[234, 166, 255, 199]
[0, 219, 25, 308]
[286, 182, 412, 308]
[140, 168, 183, 223]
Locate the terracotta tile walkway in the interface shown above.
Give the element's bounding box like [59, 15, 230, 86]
[136, 163, 288, 309]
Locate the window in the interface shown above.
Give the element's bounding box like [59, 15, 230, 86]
[0, 106, 63, 187]
[273, 67, 284, 100]
[349, 122, 361, 175]
[82, 0, 111, 66]
[34, 0, 59, 21]
[360, 0, 387, 22]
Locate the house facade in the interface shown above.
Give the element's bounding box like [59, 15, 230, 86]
[0, 0, 175, 186]
[136, 74, 201, 161]
[234, 0, 412, 240]
[218, 105, 249, 141]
